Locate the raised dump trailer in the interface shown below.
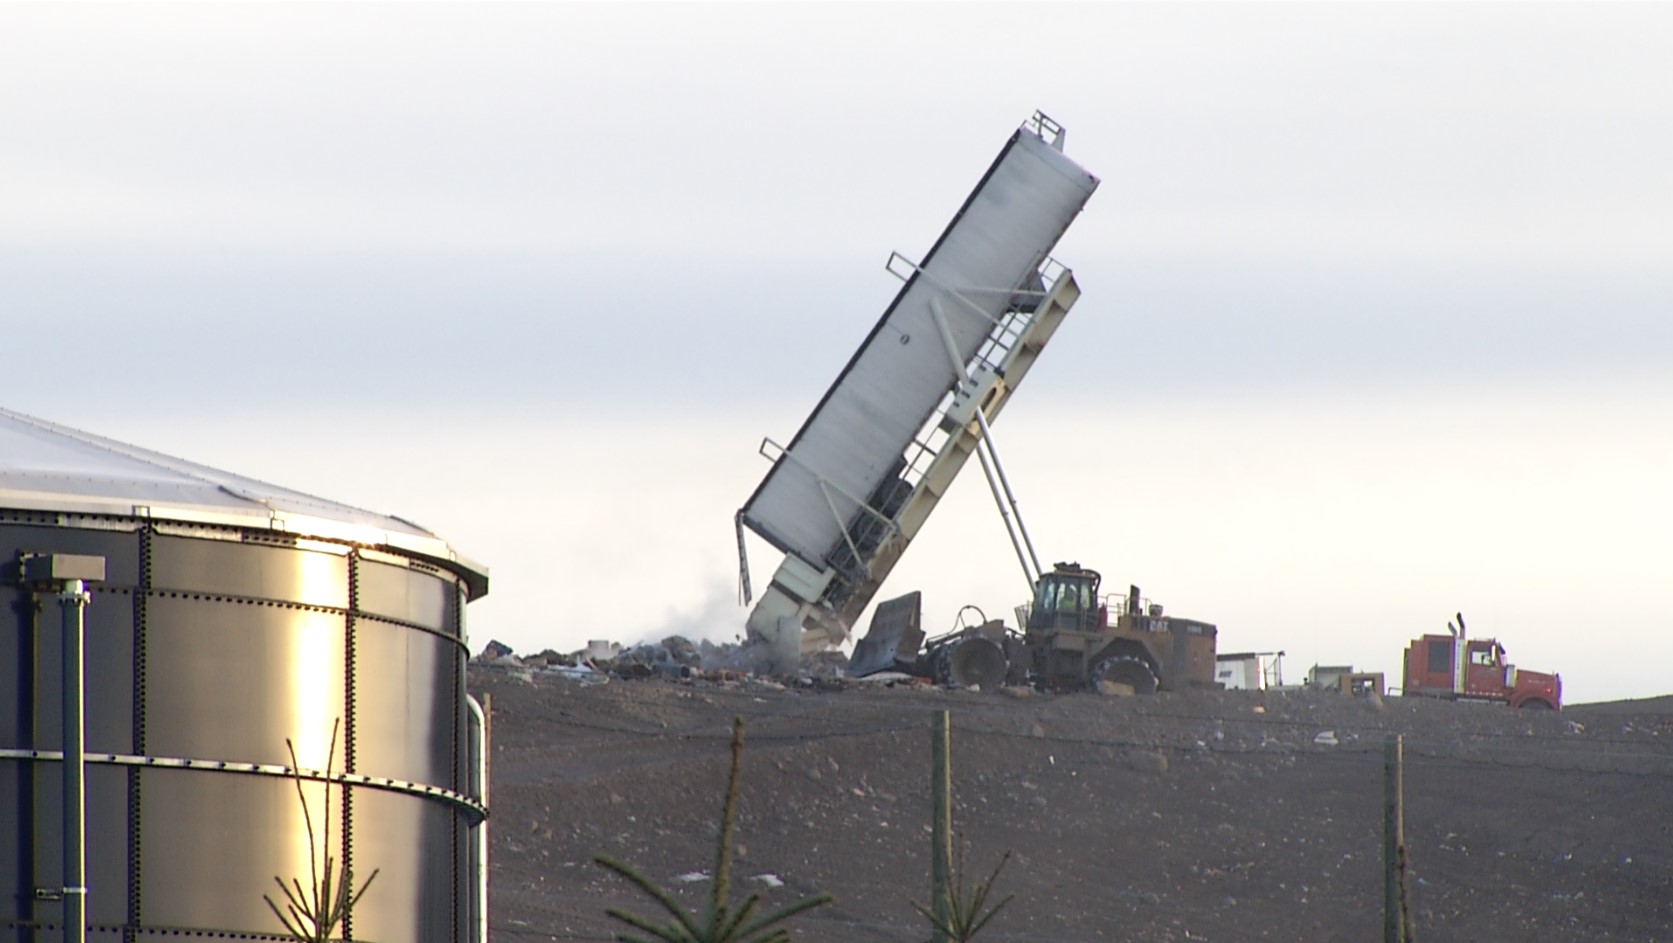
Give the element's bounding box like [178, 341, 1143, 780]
[735, 112, 1099, 659]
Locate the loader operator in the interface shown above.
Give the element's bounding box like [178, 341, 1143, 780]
[1058, 581, 1088, 614]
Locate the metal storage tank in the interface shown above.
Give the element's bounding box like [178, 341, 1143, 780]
[0, 407, 489, 942]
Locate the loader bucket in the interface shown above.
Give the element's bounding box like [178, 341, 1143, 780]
[848, 591, 926, 677]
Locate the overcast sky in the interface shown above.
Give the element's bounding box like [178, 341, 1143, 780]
[4, 3, 1670, 703]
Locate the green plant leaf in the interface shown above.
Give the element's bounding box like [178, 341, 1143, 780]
[604, 905, 693, 943]
[596, 855, 705, 939]
[914, 847, 1012, 942]
[733, 892, 833, 941]
[594, 717, 831, 943]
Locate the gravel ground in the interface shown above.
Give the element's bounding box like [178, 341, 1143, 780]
[473, 669, 1673, 943]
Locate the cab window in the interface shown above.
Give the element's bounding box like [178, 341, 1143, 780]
[1427, 640, 1452, 672]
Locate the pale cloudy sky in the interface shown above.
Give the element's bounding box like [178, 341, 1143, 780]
[3, 4, 1670, 703]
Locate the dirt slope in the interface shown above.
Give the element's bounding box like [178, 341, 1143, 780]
[473, 670, 1673, 943]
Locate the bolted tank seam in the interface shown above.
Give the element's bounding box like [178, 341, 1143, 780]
[131, 524, 152, 939]
[344, 549, 358, 943]
[0, 748, 488, 821]
[0, 509, 147, 531]
[0, 509, 484, 599]
[2, 917, 319, 939]
[144, 590, 344, 614]
[136, 588, 471, 644]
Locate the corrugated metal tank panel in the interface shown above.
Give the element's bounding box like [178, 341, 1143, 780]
[0, 414, 487, 943]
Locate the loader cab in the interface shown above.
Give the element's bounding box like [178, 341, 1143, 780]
[1028, 563, 1103, 633]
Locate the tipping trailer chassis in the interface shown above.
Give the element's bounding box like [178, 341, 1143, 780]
[739, 269, 1084, 658]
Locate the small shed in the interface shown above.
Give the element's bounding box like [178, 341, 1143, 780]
[1215, 651, 1285, 690]
[1306, 663, 1358, 690]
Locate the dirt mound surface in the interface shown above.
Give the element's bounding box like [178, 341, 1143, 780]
[474, 670, 1673, 943]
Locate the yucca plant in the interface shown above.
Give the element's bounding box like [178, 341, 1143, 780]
[913, 845, 1013, 943]
[264, 719, 380, 942]
[595, 716, 832, 943]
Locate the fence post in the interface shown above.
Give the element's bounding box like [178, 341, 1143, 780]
[1383, 734, 1408, 943]
[932, 710, 953, 943]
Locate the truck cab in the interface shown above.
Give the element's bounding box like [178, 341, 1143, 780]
[1402, 632, 1561, 709]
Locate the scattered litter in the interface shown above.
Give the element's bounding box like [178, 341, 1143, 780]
[547, 665, 608, 685]
[851, 671, 914, 684]
[1312, 731, 1338, 746]
[674, 871, 710, 884]
[751, 874, 784, 888]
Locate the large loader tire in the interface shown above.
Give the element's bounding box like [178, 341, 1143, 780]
[1089, 655, 1158, 695]
[928, 637, 1009, 690]
[945, 637, 1008, 690]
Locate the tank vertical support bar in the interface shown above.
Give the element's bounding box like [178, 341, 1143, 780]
[450, 581, 462, 943]
[60, 578, 91, 943]
[467, 694, 490, 943]
[930, 711, 952, 943]
[343, 551, 359, 943]
[129, 529, 151, 942]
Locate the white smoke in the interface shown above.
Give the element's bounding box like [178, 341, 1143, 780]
[631, 580, 747, 648]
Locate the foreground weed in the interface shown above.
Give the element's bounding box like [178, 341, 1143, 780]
[595, 717, 832, 943]
[914, 847, 1013, 943]
[264, 719, 380, 942]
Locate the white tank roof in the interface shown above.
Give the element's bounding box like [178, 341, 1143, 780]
[0, 407, 488, 597]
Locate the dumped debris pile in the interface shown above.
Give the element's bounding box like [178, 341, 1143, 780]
[470, 637, 868, 690]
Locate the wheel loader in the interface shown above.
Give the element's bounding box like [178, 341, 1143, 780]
[849, 563, 1219, 694]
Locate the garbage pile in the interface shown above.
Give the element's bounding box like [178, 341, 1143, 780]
[468, 635, 886, 690]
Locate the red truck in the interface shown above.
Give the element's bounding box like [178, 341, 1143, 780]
[1401, 613, 1561, 710]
